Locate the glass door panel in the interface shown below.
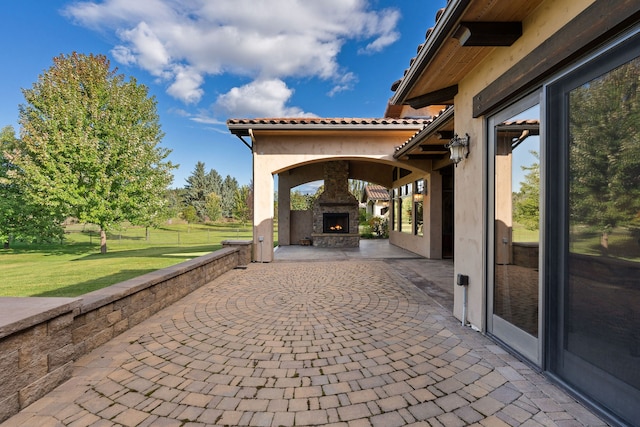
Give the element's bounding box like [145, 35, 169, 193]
[547, 32, 640, 425]
[488, 95, 541, 364]
[563, 55, 640, 425]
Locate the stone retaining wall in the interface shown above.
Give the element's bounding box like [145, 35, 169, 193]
[0, 241, 252, 423]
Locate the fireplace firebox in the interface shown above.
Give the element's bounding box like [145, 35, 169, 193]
[323, 213, 349, 234]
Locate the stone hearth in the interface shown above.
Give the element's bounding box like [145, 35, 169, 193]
[311, 161, 359, 247]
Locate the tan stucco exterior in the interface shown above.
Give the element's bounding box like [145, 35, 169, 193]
[449, 0, 594, 329]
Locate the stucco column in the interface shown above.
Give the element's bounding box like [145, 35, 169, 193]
[277, 172, 292, 246]
[495, 137, 513, 265]
[253, 153, 274, 262]
[427, 172, 443, 259]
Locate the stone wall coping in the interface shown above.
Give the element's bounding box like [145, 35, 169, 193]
[221, 240, 253, 246]
[77, 246, 238, 313]
[0, 297, 81, 340]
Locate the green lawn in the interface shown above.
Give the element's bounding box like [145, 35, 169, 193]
[512, 222, 539, 242]
[0, 223, 252, 297]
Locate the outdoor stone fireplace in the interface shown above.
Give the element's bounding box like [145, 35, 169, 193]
[323, 212, 349, 233]
[311, 161, 359, 247]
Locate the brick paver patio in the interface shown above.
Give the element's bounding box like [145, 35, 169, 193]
[2, 257, 608, 426]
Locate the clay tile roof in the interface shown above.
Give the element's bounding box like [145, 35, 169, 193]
[500, 119, 540, 127]
[365, 185, 389, 201]
[227, 117, 431, 137]
[389, 3, 449, 93]
[227, 117, 430, 127]
[393, 105, 453, 153]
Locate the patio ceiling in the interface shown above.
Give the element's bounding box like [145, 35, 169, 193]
[393, 106, 454, 164]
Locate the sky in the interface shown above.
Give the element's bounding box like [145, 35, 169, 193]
[1, 1, 447, 189]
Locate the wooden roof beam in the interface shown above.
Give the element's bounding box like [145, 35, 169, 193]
[406, 85, 458, 109]
[420, 145, 448, 152]
[454, 22, 522, 47]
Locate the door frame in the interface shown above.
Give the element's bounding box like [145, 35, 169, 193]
[486, 90, 544, 366]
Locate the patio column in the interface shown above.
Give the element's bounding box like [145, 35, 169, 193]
[277, 172, 292, 246]
[495, 137, 513, 265]
[427, 172, 443, 258]
[253, 153, 274, 262]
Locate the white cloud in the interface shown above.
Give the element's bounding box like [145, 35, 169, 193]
[63, 0, 401, 114]
[111, 45, 136, 66]
[167, 65, 204, 104]
[214, 79, 315, 118]
[328, 72, 358, 97]
[116, 22, 171, 75]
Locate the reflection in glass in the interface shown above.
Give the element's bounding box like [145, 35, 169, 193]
[401, 184, 412, 234]
[415, 179, 424, 236]
[392, 188, 398, 231]
[494, 105, 540, 337]
[567, 57, 640, 390]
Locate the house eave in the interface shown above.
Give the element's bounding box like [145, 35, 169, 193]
[390, 0, 471, 106]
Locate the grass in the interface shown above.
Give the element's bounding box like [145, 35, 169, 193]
[0, 222, 253, 297]
[512, 222, 539, 242]
[569, 226, 640, 260]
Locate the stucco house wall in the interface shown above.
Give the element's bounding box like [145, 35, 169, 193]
[450, 0, 594, 329]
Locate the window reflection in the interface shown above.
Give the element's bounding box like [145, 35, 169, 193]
[494, 105, 540, 337]
[415, 179, 424, 236]
[567, 57, 640, 389]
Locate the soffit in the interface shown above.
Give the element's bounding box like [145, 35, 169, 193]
[391, 0, 545, 107]
[394, 106, 455, 161]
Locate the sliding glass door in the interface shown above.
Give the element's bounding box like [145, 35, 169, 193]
[547, 31, 640, 426]
[488, 93, 542, 364]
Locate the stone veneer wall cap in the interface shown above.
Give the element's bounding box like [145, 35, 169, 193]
[0, 297, 81, 339]
[221, 240, 253, 246]
[77, 247, 238, 314]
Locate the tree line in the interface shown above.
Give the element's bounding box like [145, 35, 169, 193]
[167, 161, 252, 226]
[0, 52, 251, 253]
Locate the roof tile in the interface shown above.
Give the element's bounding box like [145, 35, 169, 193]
[226, 117, 430, 126]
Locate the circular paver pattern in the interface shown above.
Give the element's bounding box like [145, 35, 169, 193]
[104, 261, 456, 426]
[87, 261, 463, 426]
[6, 260, 606, 427]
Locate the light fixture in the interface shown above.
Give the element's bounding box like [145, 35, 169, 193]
[445, 133, 470, 166]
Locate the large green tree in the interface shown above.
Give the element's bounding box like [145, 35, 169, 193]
[10, 53, 175, 253]
[513, 151, 540, 232]
[1, 125, 65, 246]
[184, 161, 222, 220]
[569, 58, 640, 249]
[233, 184, 252, 225]
[221, 175, 239, 218]
[205, 192, 222, 222]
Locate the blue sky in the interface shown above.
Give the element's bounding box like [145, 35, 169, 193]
[1, 1, 446, 189]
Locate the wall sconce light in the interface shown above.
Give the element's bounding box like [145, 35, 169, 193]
[445, 133, 470, 166]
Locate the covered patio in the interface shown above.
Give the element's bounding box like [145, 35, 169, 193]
[227, 114, 451, 263]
